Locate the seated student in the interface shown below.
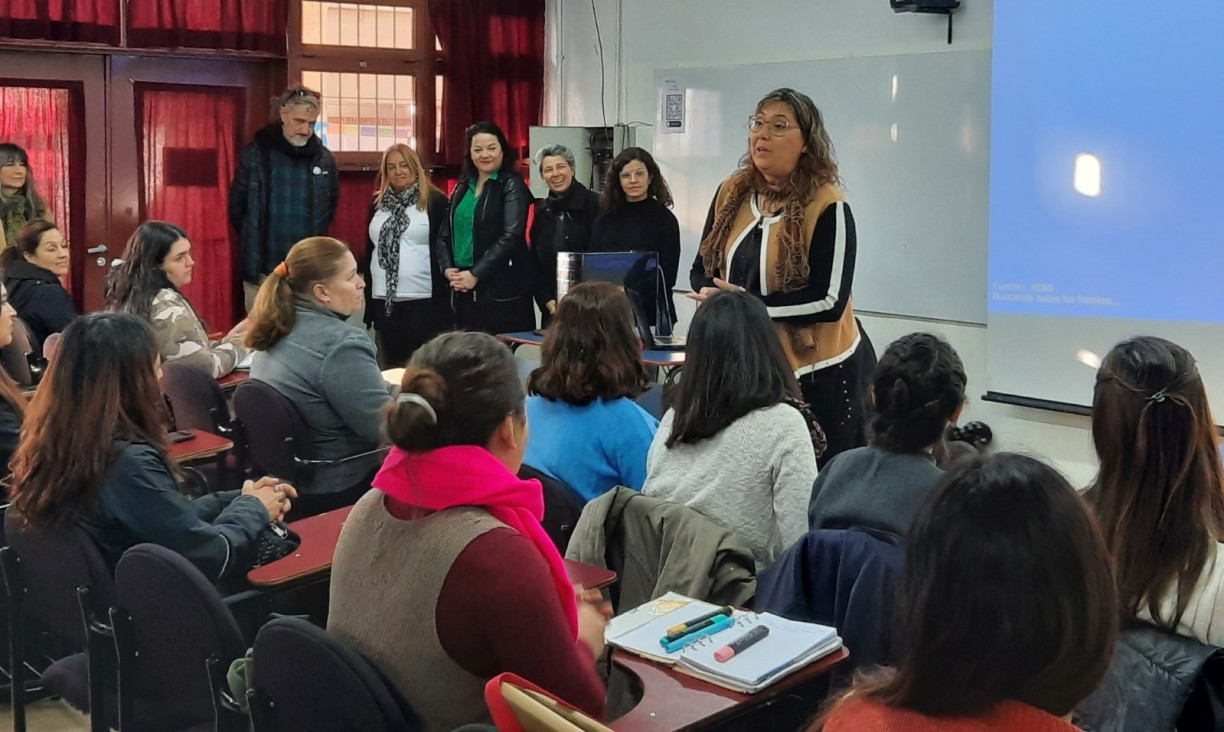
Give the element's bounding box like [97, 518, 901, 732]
[1, 220, 76, 352]
[808, 332, 966, 535]
[328, 331, 608, 730]
[642, 290, 818, 568]
[523, 281, 658, 503]
[5, 312, 294, 583]
[815, 453, 1118, 731]
[106, 220, 250, 378]
[0, 284, 25, 484]
[246, 236, 392, 515]
[1087, 336, 1224, 646]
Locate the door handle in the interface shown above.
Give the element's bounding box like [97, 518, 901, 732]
[86, 245, 108, 254]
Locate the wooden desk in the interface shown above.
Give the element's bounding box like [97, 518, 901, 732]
[496, 331, 685, 381]
[217, 370, 249, 391]
[166, 429, 233, 463]
[248, 503, 617, 591]
[609, 647, 849, 731]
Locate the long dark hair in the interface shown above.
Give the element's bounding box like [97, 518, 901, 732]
[459, 121, 519, 183]
[667, 290, 799, 447]
[0, 143, 48, 223]
[386, 331, 525, 453]
[816, 454, 1118, 727]
[8, 313, 170, 526]
[0, 284, 27, 423]
[600, 147, 673, 212]
[1086, 336, 1224, 632]
[105, 221, 189, 318]
[528, 281, 651, 406]
[870, 333, 967, 453]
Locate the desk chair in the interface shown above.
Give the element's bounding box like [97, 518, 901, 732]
[519, 465, 583, 553]
[109, 544, 248, 732]
[162, 361, 243, 490]
[2, 509, 117, 732]
[248, 617, 422, 732]
[232, 380, 388, 517]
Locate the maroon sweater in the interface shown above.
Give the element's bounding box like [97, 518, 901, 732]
[386, 498, 606, 718]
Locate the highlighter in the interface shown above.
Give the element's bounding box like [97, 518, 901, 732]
[660, 614, 735, 654]
[713, 625, 770, 663]
[665, 605, 736, 636]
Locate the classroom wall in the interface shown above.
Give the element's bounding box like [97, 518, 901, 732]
[544, 0, 1100, 485]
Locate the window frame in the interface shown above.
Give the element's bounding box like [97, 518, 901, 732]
[288, 0, 443, 172]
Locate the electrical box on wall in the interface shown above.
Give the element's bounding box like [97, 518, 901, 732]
[527, 125, 637, 198]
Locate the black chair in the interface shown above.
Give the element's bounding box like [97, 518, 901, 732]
[519, 464, 583, 553]
[248, 617, 422, 732]
[162, 360, 244, 490]
[109, 543, 248, 732]
[2, 508, 117, 732]
[231, 379, 312, 481]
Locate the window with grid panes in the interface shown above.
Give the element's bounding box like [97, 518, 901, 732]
[289, 0, 443, 169]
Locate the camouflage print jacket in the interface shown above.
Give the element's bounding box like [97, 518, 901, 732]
[150, 288, 248, 378]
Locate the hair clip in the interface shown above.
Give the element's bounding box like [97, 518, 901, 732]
[273, 261, 289, 278]
[1148, 389, 1168, 403]
[397, 393, 437, 424]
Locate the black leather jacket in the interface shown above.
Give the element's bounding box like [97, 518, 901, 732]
[1077, 623, 1224, 731]
[434, 171, 532, 302]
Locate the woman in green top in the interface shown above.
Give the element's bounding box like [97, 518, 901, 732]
[434, 121, 535, 335]
[0, 144, 51, 257]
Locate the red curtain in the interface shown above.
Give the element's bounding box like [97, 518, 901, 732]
[0, 0, 121, 44]
[127, 0, 287, 53]
[331, 172, 378, 264]
[137, 85, 243, 329]
[429, 0, 545, 166]
[0, 84, 86, 305]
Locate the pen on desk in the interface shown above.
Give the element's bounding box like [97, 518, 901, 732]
[662, 613, 731, 644]
[665, 605, 736, 636]
[713, 625, 770, 663]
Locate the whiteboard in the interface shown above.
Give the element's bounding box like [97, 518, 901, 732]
[651, 49, 991, 324]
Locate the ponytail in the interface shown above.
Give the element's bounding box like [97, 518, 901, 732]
[245, 236, 351, 351]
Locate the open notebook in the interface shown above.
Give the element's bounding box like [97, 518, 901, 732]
[605, 592, 842, 694]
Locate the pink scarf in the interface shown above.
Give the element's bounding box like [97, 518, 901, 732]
[373, 445, 578, 636]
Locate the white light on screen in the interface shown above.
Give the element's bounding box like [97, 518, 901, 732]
[890, 123, 898, 143]
[891, 74, 899, 103]
[1076, 349, 1102, 369]
[1074, 153, 1102, 197]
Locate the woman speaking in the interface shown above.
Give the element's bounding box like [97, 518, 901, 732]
[690, 88, 874, 466]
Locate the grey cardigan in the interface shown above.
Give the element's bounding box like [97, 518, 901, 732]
[807, 445, 943, 536]
[249, 301, 392, 493]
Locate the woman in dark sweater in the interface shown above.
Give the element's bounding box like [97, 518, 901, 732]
[7, 312, 295, 583]
[434, 121, 534, 335]
[1, 219, 77, 353]
[590, 147, 681, 322]
[529, 144, 601, 323]
[329, 331, 608, 729]
[0, 283, 26, 485]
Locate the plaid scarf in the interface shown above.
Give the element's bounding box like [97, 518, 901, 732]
[375, 184, 420, 315]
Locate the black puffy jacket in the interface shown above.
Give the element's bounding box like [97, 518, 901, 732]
[1077, 623, 1224, 731]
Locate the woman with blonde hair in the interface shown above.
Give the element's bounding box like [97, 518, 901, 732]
[363, 143, 452, 366]
[691, 88, 874, 467]
[247, 236, 392, 516]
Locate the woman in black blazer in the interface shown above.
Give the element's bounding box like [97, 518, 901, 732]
[434, 121, 534, 335]
[363, 143, 452, 367]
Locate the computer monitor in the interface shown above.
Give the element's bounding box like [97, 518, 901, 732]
[557, 250, 668, 329]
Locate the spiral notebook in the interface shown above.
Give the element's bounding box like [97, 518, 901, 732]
[604, 592, 842, 693]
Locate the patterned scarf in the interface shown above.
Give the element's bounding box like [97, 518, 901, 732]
[376, 184, 420, 315]
[2, 192, 28, 248]
[697, 169, 812, 293]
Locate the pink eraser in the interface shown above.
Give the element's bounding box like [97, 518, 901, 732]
[713, 646, 736, 663]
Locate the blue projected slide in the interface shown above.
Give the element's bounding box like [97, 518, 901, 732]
[988, 3, 1224, 323]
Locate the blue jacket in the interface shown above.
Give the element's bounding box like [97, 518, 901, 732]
[755, 526, 904, 674]
[229, 125, 339, 283]
[75, 442, 268, 583]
